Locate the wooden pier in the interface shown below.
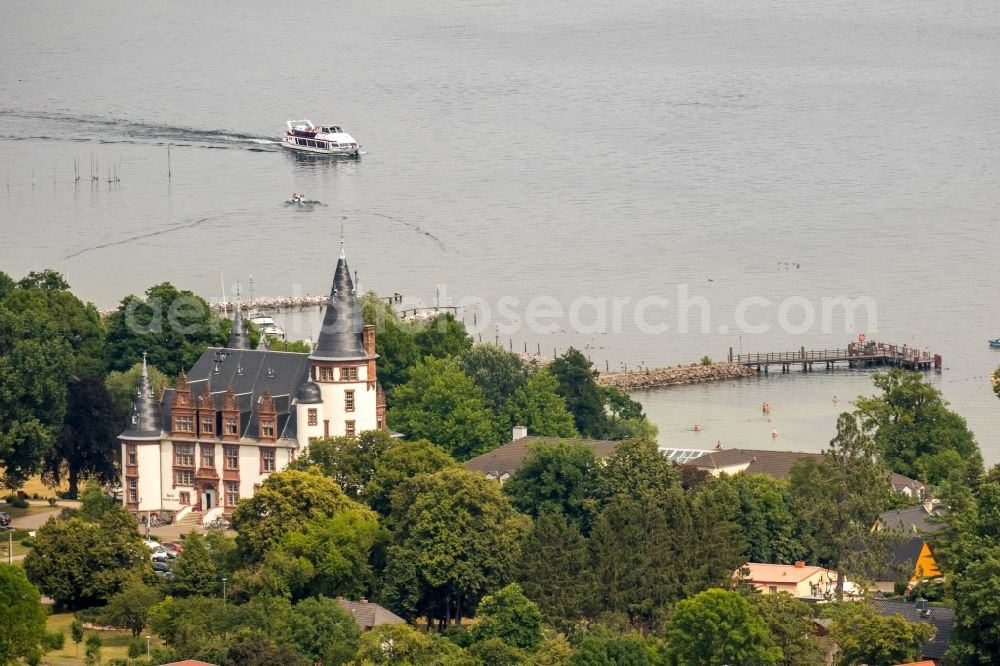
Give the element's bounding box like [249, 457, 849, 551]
[728, 341, 942, 374]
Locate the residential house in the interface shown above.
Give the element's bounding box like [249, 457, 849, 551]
[336, 597, 406, 631]
[870, 502, 946, 592]
[739, 561, 847, 600]
[686, 449, 824, 479]
[869, 599, 955, 664]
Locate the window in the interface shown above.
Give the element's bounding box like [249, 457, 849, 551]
[345, 420, 356, 437]
[175, 469, 194, 486]
[201, 417, 214, 434]
[261, 419, 275, 438]
[341, 366, 358, 381]
[345, 390, 355, 412]
[225, 481, 240, 506]
[174, 444, 195, 467]
[225, 417, 238, 436]
[308, 408, 317, 426]
[127, 478, 138, 503]
[174, 415, 195, 433]
[126, 444, 137, 466]
[201, 445, 215, 469]
[261, 448, 276, 472]
[225, 446, 239, 470]
[179, 491, 190, 505]
[318, 367, 334, 382]
[769, 586, 778, 595]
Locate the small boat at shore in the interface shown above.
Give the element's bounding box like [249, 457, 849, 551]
[989, 339, 1000, 349]
[281, 119, 361, 156]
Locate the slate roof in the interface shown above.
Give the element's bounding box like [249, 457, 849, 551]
[879, 505, 947, 534]
[311, 248, 369, 361]
[685, 448, 824, 480]
[160, 348, 310, 441]
[463, 436, 619, 479]
[891, 472, 925, 494]
[336, 598, 405, 630]
[868, 598, 955, 662]
[120, 358, 164, 440]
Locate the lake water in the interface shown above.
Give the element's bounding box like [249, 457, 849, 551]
[2, 0, 998, 461]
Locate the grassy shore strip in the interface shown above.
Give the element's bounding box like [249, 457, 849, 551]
[598, 362, 757, 390]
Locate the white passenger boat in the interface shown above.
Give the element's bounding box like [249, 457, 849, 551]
[281, 119, 361, 155]
[249, 314, 285, 338]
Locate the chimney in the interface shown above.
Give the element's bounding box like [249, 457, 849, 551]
[512, 425, 528, 441]
[363, 324, 376, 356]
[923, 497, 935, 514]
[794, 561, 805, 568]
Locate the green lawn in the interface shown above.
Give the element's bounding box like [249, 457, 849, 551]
[0, 537, 32, 558]
[41, 611, 162, 665]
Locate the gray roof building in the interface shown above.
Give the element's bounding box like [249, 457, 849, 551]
[336, 598, 406, 630]
[868, 598, 955, 663]
[310, 244, 370, 362]
[463, 434, 618, 481]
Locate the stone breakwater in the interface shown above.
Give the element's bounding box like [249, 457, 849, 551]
[598, 363, 758, 391]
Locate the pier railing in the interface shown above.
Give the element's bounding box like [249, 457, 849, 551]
[730, 342, 940, 370]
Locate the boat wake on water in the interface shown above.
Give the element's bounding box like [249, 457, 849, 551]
[0, 109, 282, 151]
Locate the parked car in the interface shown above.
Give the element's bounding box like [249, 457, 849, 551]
[144, 540, 169, 562]
[152, 560, 174, 581]
[161, 541, 184, 557]
[0, 511, 10, 528]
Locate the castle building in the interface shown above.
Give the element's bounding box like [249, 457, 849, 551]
[119, 244, 385, 518]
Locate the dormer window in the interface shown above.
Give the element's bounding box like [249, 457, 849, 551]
[261, 419, 275, 438]
[174, 415, 195, 433]
[225, 417, 238, 436]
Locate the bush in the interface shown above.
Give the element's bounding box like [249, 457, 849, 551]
[7, 496, 29, 509]
[48, 497, 57, 507]
[4, 494, 15, 504]
[57, 490, 77, 500]
[42, 630, 66, 651]
[128, 637, 146, 658]
[10, 528, 31, 540]
[106, 660, 130, 666]
[21, 539, 35, 549]
[700, 355, 713, 366]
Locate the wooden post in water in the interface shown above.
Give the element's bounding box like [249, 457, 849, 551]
[167, 144, 172, 180]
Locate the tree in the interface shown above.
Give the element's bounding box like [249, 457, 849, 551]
[470, 583, 543, 651]
[747, 594, 825, 666]
[789, 412, 894, 601]
[104, 282, 229, 376]
[0, 306, 73, 487]
[531, 634, 574, 666]
[413, 312, 472, 359]
[23, 509, 149, 608]
[0, 270, 14, 300]
[70, 620, 84, 658]
[589, 497, 676, 632]
[354, 623, 437, 664]
[696, 473, 806, 565]
[230, 468, 376, 562]
[600, 386, 652, 441]
[84, 634, 102, 666]
[516, 512, 591, 632]
[288, 596, 361, 666]
[459, 345, 531, 413]
[222, 636, 310, 666]
[388, 356, 500, 460]
[593, 438, 677, 510]
[569, 629, 650, 666]
[503, 441, 598, 526]
[288, 430, 395, 500]
[949, 546, 1000, 664]
[857, 369, 981, 484]
[99, 581, 162, 637]
[468, 638, 527, 665]
[381, 468, 531, 627]
[0, 564, 46, 665]
[826, 602, 932, 666]
[169, 532, 220, 597]
[277, 508, 387, 599]
[3, 281, 107, 378]
[662, 589, 781, 666]
[16, 269, 70, 291]
[104, 362, 171, 413]
[43, 377, 122, 497]
[364, 439, 457, 516]
[549, 349, 607, 438]
[501, 371, 578, 439]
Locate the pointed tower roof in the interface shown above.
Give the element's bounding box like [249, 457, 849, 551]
[120, 354, 163, 440]
[228, 301, 250, 350]
[310, 240, 368, 361]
